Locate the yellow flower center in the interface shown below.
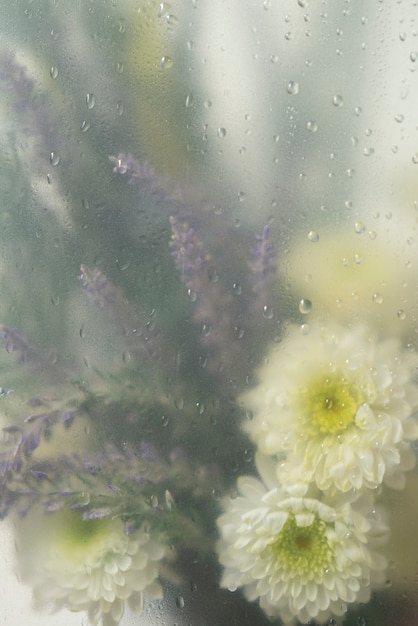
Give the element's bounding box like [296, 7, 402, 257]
[298, 371, 363, 436]
[50, 511, 118, 561]
[269, 514, 334, 578]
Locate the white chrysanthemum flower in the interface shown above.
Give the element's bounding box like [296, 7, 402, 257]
[241, 321, 418, 492]
[17, 510, 168, 626]
[216, 458, 388, 625]
[281, 222, 418, 336]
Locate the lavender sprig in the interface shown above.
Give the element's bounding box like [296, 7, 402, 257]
[249, 226, 276, 288]
[0, 397, 79, 476]
[0, 325, 70, 385]
[0, 52, 64, 169]
[169, 215, 247, 388]
[109, 153, 187, 206]
[1, 440, 221, 552]
[0, 325, 39, 365]
[248, 225, 277, 318]
[79, 264, 163, 363]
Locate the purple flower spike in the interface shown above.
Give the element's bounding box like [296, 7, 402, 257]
[82, 508, 112, 521]
[0, 326, 66, 383]
[0, 326, 35, 363]
[249, 225, 276, 290]
[109, 153, 178, 205]
[248, 225, 277, 318]
[79, 264, 164, 363]
[30, 470, 49, 480]
[169, 215, 246, 388]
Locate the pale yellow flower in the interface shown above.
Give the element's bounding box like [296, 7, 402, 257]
[17, 510, 168, 626]
[241, 321, 418, 492]
[281, 222, 418, 335]
[216, 456, 388, 625]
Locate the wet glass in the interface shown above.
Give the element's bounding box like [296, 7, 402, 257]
[0, 1, 418, 625]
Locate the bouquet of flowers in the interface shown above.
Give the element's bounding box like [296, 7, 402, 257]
[0, 2, 418, 625]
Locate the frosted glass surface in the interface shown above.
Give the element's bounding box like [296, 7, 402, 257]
[0, 2, 418, 626]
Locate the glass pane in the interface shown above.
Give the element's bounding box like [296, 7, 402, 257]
[0, 1, 417, 625]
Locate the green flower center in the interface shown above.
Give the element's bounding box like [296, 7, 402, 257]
[298, 371, 363, 436]
[270, 514, 334, 578]
[51, 511, 116, 560]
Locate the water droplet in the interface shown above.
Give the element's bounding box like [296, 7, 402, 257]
[234, 326, 245, 339]
[165, 13, 179, 26]
[49, 152, 60, 166]
[208, 267, 219, 282]
[79, 326, 87, 339]
[306, 120, 318, 132]
[363, 147, 374, 156]
[307, 230, 319, 242]
[372, 292, 383, 304]
[190, 581, 198, 592]
[122, 351, 131, 364]
[50, 66, 59, 79]
[262, 305, 274, 319]
[346, 168, 355, 177]
[86, 93, 95, 109]
[394, 113, 404, 123]
[116, 61, 124, 73]
[174, 397, 184, 410]
[332, 94, 344, 107]
[270, 54, 279, 63]
[185, 93, 194, 107]
[368, 230, 377, 240]
[410, 51, 418, 62]
[232, 282, 242, 295]
[202, 324, 212, 337]
[397, 309, 406, 320]
[285, 31, 293, 41]
[412, 153, 418, 164]
[299, 298, 312, 314]
[354, 106, 362, 116]
[51, 294, 60, 306]
[187, 288, 197, 302]
[117, 18, 126, 34]
[286, 81, 300, 95]
[160, 55, 173, 69]
[217, 127, 227, 138]
[161, 415, 169, 427]
[354, 221, 365, 234]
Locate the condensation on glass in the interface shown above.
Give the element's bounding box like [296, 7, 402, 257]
[0, 1, 417, 625]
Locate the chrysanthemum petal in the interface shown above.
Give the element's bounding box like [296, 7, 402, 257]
[217, 471, 388, 624]
[241, 321, 418, 493]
